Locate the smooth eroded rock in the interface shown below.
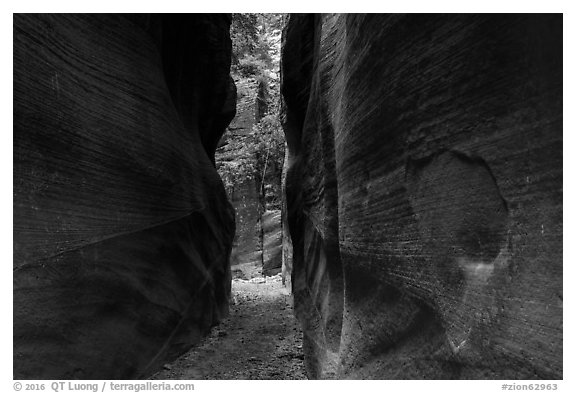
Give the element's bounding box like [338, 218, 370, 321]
[281, 14, 562, 379]
[14, 14, 236, 379]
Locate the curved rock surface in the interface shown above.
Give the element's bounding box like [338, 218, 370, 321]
[14, 14, 236, 379]
[281, 14, 562, 379]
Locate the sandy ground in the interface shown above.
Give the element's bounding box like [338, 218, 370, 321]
[150, 275, 307, 380]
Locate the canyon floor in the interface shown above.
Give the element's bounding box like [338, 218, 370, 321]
[150, 272, 307, 380]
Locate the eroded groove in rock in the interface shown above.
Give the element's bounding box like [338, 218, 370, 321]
[14, 14, 236, 379]
[281, 14, 562, 379]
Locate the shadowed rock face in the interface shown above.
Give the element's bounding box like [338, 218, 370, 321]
[14, 14, 236, 379]
[281, 14, 562, 379]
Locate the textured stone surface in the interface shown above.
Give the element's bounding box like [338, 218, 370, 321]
[229, 179, 263, 267]
[262, 210, 283, 276]
[14, 14, 236, 379]
[280, 149, 293, 293]
[281, 14, 562, 379]
[216, 78, 263, 268]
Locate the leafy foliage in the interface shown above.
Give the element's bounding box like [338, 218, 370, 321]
[230, 13, 283, 79]
[217, 139, 258, 193]
[217, 109, 284, 209]
[230, 13, 259, 63]
[218, 14, 285, 210]
[253, 113, 285, 209]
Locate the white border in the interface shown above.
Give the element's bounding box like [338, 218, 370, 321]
[4, 3, 573, 389]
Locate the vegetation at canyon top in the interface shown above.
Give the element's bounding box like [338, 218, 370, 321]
[217, 14, 285, 209]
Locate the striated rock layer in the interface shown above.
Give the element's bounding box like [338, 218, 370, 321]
[281, 14, 562, 379]
[14, 14, 236, 379]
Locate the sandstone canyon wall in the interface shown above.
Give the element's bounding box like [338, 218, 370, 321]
[216, 76, 284, 278]
[281, 14, 562, 379]
[262, 210, 283, 276]
[14, 14, 236, 379]
[217, 78, 264, 272]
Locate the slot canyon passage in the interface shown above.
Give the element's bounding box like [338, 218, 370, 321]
[13, 14, 562, 380]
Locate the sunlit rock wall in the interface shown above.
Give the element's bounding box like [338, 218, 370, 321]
[216, 78, 263, 270]
[229, 179, 263, 268]
[281, 14, 562, 379]
[262, 210, 283, 276]
[14, 14, 236, 379]
[216, 76, 283, 277]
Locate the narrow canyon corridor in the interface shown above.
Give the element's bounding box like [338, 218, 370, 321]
[13, 13, 563, 380]
[150, 276, 306, 380]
